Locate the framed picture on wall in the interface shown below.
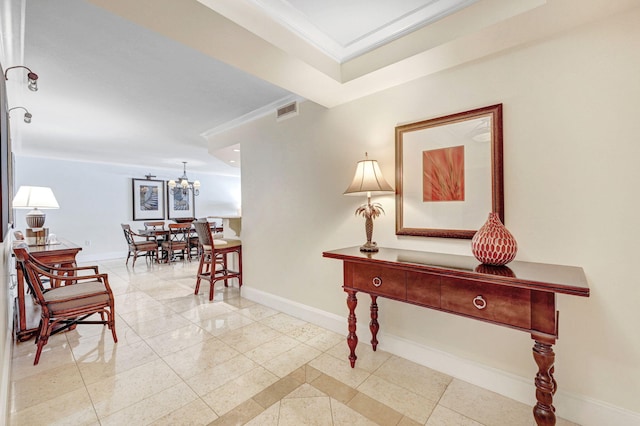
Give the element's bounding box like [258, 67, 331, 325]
[166, 186, 195, 219]
[395, 104, 504, 239]
[132, 178, 165, 220]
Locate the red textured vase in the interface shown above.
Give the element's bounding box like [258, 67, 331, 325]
[471, 212, 517, 266]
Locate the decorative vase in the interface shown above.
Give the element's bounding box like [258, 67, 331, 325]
[471, 212, 517, 266]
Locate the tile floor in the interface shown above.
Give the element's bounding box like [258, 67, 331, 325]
[9, 258, 579, 425]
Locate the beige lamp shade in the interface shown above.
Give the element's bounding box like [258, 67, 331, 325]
[12, 186, 60, 229]
[344, 155, 394, 195]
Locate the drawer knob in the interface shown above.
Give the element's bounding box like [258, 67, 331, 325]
[473, 295, 487, 310]
[372, 276, 382, 287]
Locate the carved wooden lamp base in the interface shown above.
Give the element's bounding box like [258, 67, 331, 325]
[359, 241, 378, 252]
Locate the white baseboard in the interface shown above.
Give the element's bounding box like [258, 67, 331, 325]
[241, 286, 640, 426]
[78, 251, 126, 263]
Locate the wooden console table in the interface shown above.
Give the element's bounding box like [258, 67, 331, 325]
[323, 246, 589, 426]
[15, 239, 82, 341]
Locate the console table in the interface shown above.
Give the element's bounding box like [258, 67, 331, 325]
[322, 246, 589, 426]
[15, 238, 82, 341]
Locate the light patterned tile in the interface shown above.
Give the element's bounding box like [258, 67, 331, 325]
[279, 395, 333, 426]
[179, 301, 238, 322]
[245, 335, 301, 365]
[149, 398, 219, 426]
[260, 312, 308, 334]
[244, 401, 279, 426]
[237, 303, 279, 321]
[125, 312, 192, 339]
[357, 374, 437, 423]
[426, 405, 482, 425]
[208, 399, 265, 426]
[375, 355, 452, 401]
[347, 392, 404, 426]
[86, 358, 182, 417]
[184, 355, 258, 396]
[308, 352, 370, 388]
[262, 343, 322, 378]
[11, 340, 76, 381]
[9, 387, 98, 426]
[76, 339, 159, 385]
[10, 363, 85, 413]
[439, 379, 532, 426]
[304, 329, 345, 352]
[161, 337, 239, 380]
[144, 323, 214, 357]
[12, 333, 67, 359]
[327, 341, 392, 374]
[197, 311, 256, 336]
[99, 382, 198, 426]
[331, 397, 379, 426]
[218, 322, 284, 352]
[201, 366, 279, 415]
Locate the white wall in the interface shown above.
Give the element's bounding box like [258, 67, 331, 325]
[13, 156, 241, 262]
[211, 8, 640, 422]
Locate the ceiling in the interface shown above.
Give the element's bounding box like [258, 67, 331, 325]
[2, 0, 638, 177]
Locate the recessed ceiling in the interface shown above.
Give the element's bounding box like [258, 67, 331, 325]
[246, 0, 480, 62]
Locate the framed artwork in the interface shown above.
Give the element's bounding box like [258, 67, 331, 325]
[166, 186, 195, 219]
[132, 178, 165, 220]
[395, 104, 504, 239]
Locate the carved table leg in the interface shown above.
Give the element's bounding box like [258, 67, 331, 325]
[533, 340, 557, 426]
[346, 290, 358, 368]
[370, 295, 379, 351]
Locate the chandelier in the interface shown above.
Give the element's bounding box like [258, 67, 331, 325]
[168, 162, 200, 196]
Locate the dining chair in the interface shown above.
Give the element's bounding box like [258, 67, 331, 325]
[143, 221, 167, 256]
[13, 244, 118, 365]
[121, 224, 158, 266]
[161, 223, 191, 262]
[193, 219, 242, 300]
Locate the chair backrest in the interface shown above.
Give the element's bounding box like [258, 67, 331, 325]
[144, 221, 165, 230]
[193, 220, 213, 248]
[168, 223, 191, 242]
[120, 224, 134, 245]
[13, 246, 48, 306]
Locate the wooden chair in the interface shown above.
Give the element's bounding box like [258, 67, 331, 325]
[121, 224, 158, 266]
[161, 223, 191, 262]
[193, 219, 242, 300]
[143, 221, 167, 256]
[143, 221, 166, 231]
[13, 245, 117, 365]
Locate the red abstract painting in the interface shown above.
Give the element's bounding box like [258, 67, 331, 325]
[423, 145, 465, 202]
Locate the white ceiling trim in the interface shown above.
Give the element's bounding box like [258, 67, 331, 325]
[245, 0, 482, 63]
[201, 93, 304, 140]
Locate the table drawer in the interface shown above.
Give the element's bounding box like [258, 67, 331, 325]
[441, 277, 531, 329]
[407, 271, 440, 308]
[351, 264, 406, 300]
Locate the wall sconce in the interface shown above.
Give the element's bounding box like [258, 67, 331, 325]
[12, 186, 60, 229]
[344, 153, 394, 252]
[168, 162, 200, 196]
[4, 65, 39, 91]
[8, 106, 32, 123]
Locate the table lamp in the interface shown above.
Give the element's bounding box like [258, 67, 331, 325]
[12, 186, 60, 229]
[344, 153, 394, 252]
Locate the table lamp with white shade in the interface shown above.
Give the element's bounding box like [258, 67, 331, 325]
[344, 153, 394, 252]
[12, 186, 60, 229]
